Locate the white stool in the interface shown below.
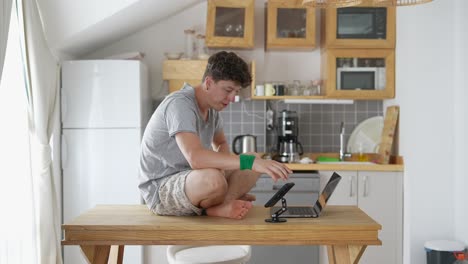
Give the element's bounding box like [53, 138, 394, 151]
[167, 245, 251, 264]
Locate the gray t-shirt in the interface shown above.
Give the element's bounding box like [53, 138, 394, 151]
[139, 84, 223, 208]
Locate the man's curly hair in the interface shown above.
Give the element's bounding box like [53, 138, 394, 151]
[202, 51, 252, 88]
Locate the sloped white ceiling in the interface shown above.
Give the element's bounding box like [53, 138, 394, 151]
[38, 0, 204, 58]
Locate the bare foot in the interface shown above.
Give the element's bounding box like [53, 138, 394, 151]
[206, 200, 253, 220]
[239, 193, 256, 202]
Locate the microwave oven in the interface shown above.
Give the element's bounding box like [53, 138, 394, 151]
[337, 67, 385, 90]
[336, 7, 387, 40]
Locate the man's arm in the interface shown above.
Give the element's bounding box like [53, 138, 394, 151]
[212, 130, 230, 153]
[176, 132, 241, 170]
[175, 132, 291, 181]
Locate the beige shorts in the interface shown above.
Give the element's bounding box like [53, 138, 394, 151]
[152, 170, 202, 216]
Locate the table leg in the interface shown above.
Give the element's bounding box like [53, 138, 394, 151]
[80, 245, 111, 264]
[108, 245, 125, 264]
[327, 245, 367, 264]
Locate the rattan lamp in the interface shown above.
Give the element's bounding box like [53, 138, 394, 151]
[372, 0, 433, 6]
[301, 0, 363, 8]
[302, 0, 432, 7]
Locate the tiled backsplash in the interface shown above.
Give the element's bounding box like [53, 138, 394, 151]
[220, 100, 383, 153]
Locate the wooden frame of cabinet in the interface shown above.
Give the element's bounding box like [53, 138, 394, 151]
[321, 4, 396, 49]
[266, 0, 316, 50]
[206, 0, 255, 49]
[322, 48, 395, 99]
[163, 60, 256, 94]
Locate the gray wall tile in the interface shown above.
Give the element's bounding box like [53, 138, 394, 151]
[220, 100, 383, 154]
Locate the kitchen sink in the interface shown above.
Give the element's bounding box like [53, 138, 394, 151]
[316, 161, 377, 165]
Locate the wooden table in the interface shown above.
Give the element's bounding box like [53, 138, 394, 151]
[62, 205, 381, 264]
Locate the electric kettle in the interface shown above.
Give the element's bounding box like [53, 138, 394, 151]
[232, 134, 257, 154]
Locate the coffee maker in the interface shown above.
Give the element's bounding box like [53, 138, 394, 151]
[275, 110, 303, 163]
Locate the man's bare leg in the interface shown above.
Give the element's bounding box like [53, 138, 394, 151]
[223, 169, 262, 202]
[205, 200, 253, 219]
[203, 170, 260, 219]
[239, 193, 256, 201]
[185, 168, 253, 219]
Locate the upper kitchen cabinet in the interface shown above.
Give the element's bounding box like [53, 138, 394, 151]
[163, 60, 208, 93]
[321, 48, 395, 99]
[266, 0, 316, 50]
[321, 5, 395, 49]
[205, 0, 255, 49]
[163, 60, 256, 93]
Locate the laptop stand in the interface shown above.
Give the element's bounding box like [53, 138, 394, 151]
[265, 197, 288, 223]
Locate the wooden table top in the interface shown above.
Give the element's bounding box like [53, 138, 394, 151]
[62, 205, 381, 246]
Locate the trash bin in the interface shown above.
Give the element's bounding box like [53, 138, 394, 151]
[425, 240, 466, 264]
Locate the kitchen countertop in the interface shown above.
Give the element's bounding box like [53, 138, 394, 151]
[276, 153, 404, 172]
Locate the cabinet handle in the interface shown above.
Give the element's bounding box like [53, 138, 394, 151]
[349, 176, 354, 197]
[363, 176, 369, 197]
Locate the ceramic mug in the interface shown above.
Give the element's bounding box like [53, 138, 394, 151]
[255, 85, 265, 96]
[265, 83, 275, 96]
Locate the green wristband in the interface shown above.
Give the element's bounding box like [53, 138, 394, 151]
[240, 154, 255, 170]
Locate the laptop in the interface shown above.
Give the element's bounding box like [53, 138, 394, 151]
[270, 172, 342, 218]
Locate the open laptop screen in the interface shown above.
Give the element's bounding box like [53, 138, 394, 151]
[313, 172, 342, 215]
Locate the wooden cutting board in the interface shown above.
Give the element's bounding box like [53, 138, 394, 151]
[378, 106, 399, 164]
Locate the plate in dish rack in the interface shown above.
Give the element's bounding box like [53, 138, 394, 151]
[347, 116, 384, 153]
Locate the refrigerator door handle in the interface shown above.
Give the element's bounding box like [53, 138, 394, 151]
[61, 134, 67, 170]
[61, 88, 67, 124]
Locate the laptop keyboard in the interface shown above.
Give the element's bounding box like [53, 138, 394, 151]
[286, 207, 314, 215]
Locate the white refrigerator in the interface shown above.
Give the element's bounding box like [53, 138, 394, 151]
[61, 60, 151, 264]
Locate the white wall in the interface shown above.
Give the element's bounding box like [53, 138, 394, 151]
[453, 0, 468, 247]
[393, 0, 468, 263]
[84, 0, 467, 263]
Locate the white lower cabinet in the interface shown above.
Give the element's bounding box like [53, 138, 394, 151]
[319, 170, 403, 264]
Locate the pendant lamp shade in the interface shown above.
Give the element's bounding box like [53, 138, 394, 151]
[301, 0, 363, 8]
[302, 0, 432, 7]
[373, 0, 432, 6]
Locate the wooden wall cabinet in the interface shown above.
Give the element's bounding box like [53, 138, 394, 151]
[321, 48, 395, 99]
[162, 60, 207, 93]
[266, 0, 316, 50]
[321, 5, 396, 49]
[206, 0, 255, 49]
[163, 60, 256, 94]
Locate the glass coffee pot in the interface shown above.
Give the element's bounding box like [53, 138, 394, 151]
[278, 140, 304, 163]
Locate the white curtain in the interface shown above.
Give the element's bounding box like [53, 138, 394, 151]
[0, 0, 13, 81]
[17, 0, 62, 263]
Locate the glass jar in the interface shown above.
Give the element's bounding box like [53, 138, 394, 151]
[289, 80, 301, 96]
[183, 29, 195, 60]
[196, 34, 209, 60]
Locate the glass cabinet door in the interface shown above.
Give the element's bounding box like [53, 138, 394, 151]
[266, 0, 315, 50]
[322, 4, 395, 49]
[335, 57, 386, 90]
[214, 7, 245, 38]
[323, 49, 395, 99]
[206, 0, 254, 49]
